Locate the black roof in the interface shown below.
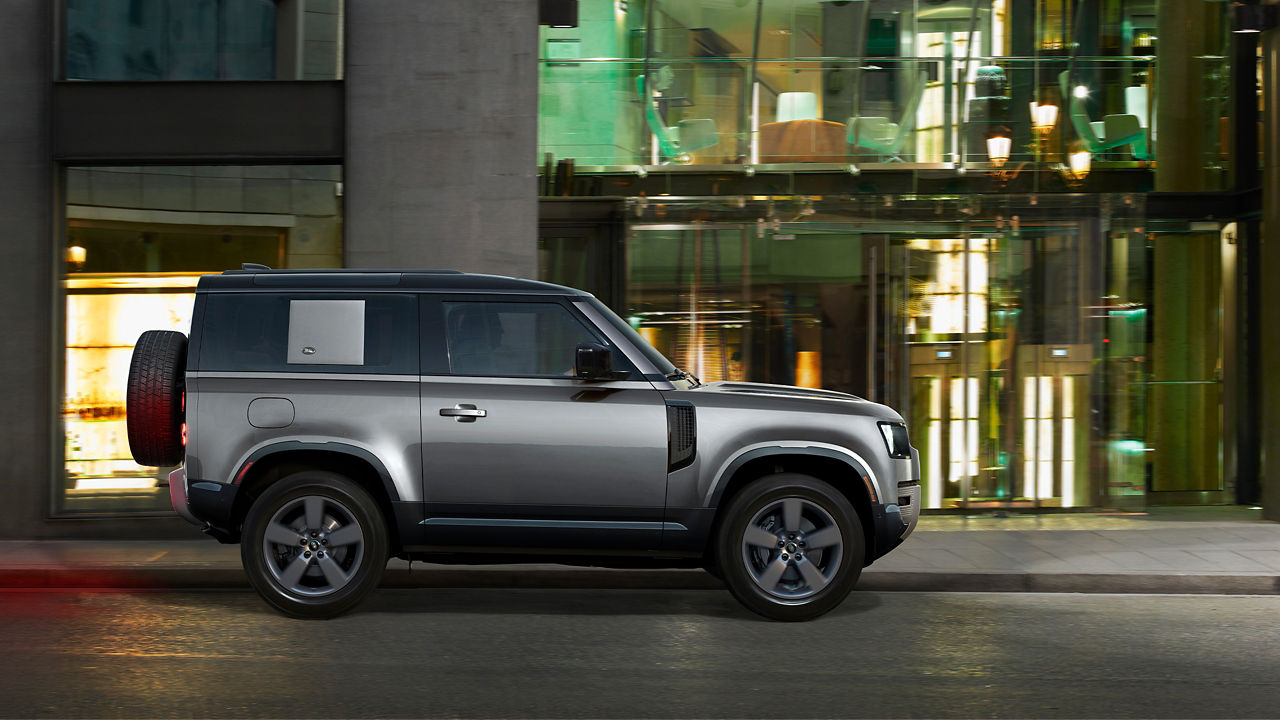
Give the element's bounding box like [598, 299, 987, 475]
[197, 267, 587, 295]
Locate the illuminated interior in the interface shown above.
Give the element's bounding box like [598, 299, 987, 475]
[64, 274, 200, 497]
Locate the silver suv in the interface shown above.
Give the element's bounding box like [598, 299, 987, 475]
[127, 266, 920, 620]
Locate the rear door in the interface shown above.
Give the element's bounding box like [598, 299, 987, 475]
[418, 295, 669, 550]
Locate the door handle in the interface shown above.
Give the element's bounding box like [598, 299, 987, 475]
[440, 404, 487, 422]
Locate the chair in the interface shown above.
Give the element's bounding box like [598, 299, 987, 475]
[847, 69, 927, 162]
[636, 74, 720, 164]
[1059, 71, 1152, 161]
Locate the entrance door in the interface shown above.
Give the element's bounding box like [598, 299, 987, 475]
[418, 296, 669, 550]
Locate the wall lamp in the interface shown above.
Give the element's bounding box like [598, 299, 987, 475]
[1059, 147, 1091, 188]
[986, 134, 1022, 188]
[1029, 101, 1059, 137]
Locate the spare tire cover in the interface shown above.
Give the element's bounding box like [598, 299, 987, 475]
[126, 330, 188, 468]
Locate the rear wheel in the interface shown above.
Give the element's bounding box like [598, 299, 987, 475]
[715, 473, 864, 621]
[242, 471, 388, 619]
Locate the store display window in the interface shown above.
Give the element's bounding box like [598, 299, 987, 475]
[58, 165, 343, 514]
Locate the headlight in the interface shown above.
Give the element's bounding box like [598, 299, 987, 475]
[878, 421, 911, 459]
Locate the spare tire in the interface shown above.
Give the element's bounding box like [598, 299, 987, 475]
[126, 330, 188, 467]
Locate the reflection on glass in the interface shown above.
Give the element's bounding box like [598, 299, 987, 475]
[537, 0, 1231, 170]
[66, 0, 344, 80]
[60, 165, 343, 514]
[606, 195, 1151, 511]
[64, 275, 198, 501]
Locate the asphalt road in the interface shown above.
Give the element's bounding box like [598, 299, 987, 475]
[0, 588, 1276, 718]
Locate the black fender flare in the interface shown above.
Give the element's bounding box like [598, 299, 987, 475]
[707, 446, 880, 508]
[232, 441, 402, 504]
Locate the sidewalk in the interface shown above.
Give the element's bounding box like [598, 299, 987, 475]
[1, 507, 1277, 594]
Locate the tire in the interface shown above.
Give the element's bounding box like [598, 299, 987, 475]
[714, 473, 864, 621]
[241, 471, 389, 619]
[125, 330, 187, 467]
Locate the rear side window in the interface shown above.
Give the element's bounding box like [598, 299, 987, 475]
[199, 294, 418, 374]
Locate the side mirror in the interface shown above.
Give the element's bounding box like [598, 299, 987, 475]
[574, 342, 613, 380]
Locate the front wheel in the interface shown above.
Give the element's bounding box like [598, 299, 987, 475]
[715, 473, 864, 621]
[241, 471, 388, 619]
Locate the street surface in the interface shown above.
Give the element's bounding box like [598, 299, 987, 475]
[0, 588, 1276, 718]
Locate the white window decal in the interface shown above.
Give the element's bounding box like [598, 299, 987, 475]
[287, 300, 365, 365]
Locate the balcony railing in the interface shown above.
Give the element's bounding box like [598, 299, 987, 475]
[539, 54, 1230, 177]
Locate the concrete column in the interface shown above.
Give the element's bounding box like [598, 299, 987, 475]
[1149, 0, 1226, 502]
[1260, 25, 1280, 520]
[0, 1, 53, 537]
[1149, 234, 1221, 494]
[344, 1, 538, 277]
[1155, 0, 1221, 192]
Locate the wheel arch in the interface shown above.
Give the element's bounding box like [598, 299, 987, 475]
[707, 448, 877, 564]
[230, 443, 402, 552]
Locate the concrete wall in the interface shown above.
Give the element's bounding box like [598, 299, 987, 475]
[0, 0, 53, 537]
[344, 0, 538, 277]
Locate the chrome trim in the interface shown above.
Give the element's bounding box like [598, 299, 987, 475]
[419, 374, 656, 390]
[705, 441, 881, 506]
[419, 518, 688, 531]
[191, 371, 418, 383]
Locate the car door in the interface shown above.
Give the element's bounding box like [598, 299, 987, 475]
[418, 295, 669, 550]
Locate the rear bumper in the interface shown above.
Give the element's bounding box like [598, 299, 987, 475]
[168, 467, 201, 526]
[171, 470, 241, 543]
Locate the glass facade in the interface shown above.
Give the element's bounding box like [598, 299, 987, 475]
[539, 0, 1232, 182]
[65, 0, 344, 80]
[60, 165, 342, 514]
[596, 195, 1151, 510]
[538, 0, 1242, 510]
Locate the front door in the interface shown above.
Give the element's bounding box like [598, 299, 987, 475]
[418, 296, 669, 551]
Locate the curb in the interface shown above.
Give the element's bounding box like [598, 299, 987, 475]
[2, 567, 1278, 595]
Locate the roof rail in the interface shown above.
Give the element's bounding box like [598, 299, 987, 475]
[225, 265, 466, 275]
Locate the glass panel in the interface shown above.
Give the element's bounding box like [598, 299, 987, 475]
[442, 302, 601, 377]
[198, 295, 417, 373]
[65, 0, 344, 80]
[609, 193, 1149, 511]
[626, 222, 867, 390]
[60, 164, 343, 515]
[538, 0, 1231, 174]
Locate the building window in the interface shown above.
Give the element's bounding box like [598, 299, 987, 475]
[65, 0, 344, 81]
[59, 164, 343, 515]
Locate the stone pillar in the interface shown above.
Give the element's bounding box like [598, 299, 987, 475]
[344, 1, 538, 277]
[0, 0, 53, 537]
[1155, 0, 1221, 192]
[1148, 0, 1226, 502]
[1260, 24, 1280, 520]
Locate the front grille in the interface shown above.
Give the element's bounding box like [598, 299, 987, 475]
[667, 402, 696, 471]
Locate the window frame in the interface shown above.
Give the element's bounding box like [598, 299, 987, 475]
[421, 294, 642, 381]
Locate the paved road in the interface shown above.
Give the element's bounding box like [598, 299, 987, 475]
[1, 588, 1276, 718]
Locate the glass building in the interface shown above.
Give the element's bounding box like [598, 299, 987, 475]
[0, 0, 1273, 535]
[536, 0, 1257, 512]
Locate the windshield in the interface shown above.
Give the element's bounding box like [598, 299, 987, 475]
[584, 297, 678, 376]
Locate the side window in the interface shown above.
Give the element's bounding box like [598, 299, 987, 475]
[443, 301, 604, 377]
[200, 294, 417, 373]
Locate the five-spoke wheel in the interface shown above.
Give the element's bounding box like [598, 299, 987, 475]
[716, 473, 864, 621]
[242, 471, 388, 618]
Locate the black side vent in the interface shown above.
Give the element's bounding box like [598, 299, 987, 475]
[666, 401, 696, 471]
